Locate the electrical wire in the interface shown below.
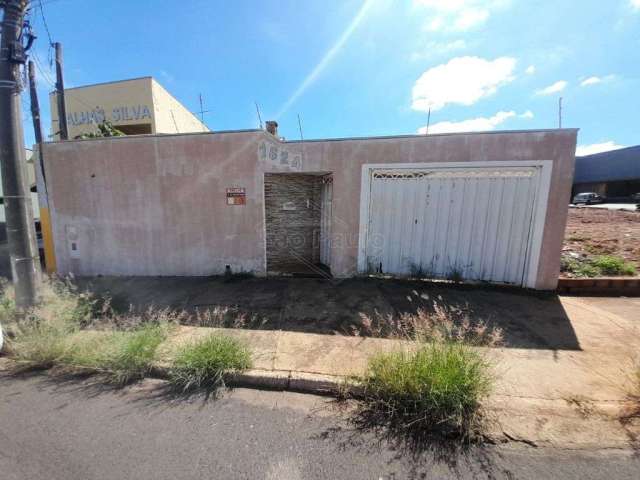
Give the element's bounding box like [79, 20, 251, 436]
[37, 0, 54, 47]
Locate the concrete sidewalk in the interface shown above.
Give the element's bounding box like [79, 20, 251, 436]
[156, 296, 639, 399]
[152, 295, 640, 449]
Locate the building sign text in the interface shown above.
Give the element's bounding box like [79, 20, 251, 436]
[66, 105, 152, 126]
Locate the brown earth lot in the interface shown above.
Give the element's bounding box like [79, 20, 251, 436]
[75, 276, 585, 350]
[563, 207, 640, 275]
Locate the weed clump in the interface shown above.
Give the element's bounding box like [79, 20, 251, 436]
[591, 255, 637, 276]
[3, 279, 96, 369]
[169, 334, 252, 391]
[3, 279, 172, 384]
[561, 254, 636, 277]
[358, 301, 503, 347]
[64, 324, 169, 385]
[355, 342, 492, 441]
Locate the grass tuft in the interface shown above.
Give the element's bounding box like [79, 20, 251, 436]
[354, 342, 492, 441]
[3, 279, 92, 369]
[169, 334, 252, 392]
[64, 324, 169, 385]
[3, 279, 171, 384]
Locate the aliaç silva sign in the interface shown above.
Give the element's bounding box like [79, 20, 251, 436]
[66, 105, 152, 126]
[226, 188, 246, 205]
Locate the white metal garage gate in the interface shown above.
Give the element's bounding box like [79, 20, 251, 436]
[357, 162, 552, 288]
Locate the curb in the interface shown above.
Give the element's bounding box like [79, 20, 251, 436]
[557, 277, 640, 296]
[149, 365, 352, 397]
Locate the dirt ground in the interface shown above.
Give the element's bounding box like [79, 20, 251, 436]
[73, 275, 587, 351]
[563, 207, 640, 275]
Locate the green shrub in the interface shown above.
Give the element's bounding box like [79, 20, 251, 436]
[169, 334, 252, 391]
[561, 254, 636, 277]
[591, 255, 637, 276]
[355, 342, 492, 440]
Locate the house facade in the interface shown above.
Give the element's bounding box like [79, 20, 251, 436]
[38, 127, 577, 289]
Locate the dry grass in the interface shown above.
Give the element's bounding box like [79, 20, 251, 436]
[620, 365, 640, 424]
[3, 279, 173, 384]
[191, 306, 266, 329]
[358, 301, 503, 347]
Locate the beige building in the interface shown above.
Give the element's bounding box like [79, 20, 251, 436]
[49, 77, 208, 139]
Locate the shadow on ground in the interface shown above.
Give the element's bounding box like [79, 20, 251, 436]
[0, 369, 518, 480]
[72, 275, 581, 351]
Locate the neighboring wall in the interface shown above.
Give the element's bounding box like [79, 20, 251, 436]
[42, 128, 577, 289]
[50, 78, 154, 140]
[151, 79, 209, 134]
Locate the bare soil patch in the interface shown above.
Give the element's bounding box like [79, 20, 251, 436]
[73, 276, 580, 350]
[562, 207, 640, 277]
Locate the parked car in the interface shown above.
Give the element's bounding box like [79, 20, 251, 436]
[572, 192, 604, 205]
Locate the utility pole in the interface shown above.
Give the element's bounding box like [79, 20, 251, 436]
[0, 0, 40, 308]
[558, 97, 562, 129]
[54, 42, 68, 140]
[28, 61, 44, 146]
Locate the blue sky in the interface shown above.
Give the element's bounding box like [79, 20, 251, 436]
[23, 0, 640, 155]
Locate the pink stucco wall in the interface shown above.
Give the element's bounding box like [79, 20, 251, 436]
[41, 128, 577, 289]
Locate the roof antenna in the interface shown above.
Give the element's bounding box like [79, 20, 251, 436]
[297, 114, 305, 162]
[255, 101, 263, 129]
[297, 114, 304, 142]
[197, 93, 210, 130]
[558, 97, 563, 129]
[425, 107, 431, 135]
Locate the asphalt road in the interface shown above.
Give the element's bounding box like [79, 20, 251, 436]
[1, 374, 638, 480]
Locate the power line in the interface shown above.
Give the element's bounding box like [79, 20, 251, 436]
[32, 50, 99, 113]
[31, 51, 55, 87]
[37, 0, 54, 46]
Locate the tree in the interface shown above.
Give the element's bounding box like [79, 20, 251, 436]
[74, 121, 125, 140]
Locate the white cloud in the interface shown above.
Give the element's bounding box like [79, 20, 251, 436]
[535, 80, 567, 96]
[412, 56, 517, 112]
[631, 0, 640, 10]
[576, 141, 626, 156]
[453, 8, 489, 30]
[580, 76, 601, 86]
[525, 65, 535, 75]
[414, 0, 507, 32]
[418, 109, 534, 134]
[580, 74, 615, 87]
[410, 39, 467, 61]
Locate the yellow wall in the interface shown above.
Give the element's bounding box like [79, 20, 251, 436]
[49, 77, 209, 140]
[50, 77, 154, 140]
[150, 79, 209, 134]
